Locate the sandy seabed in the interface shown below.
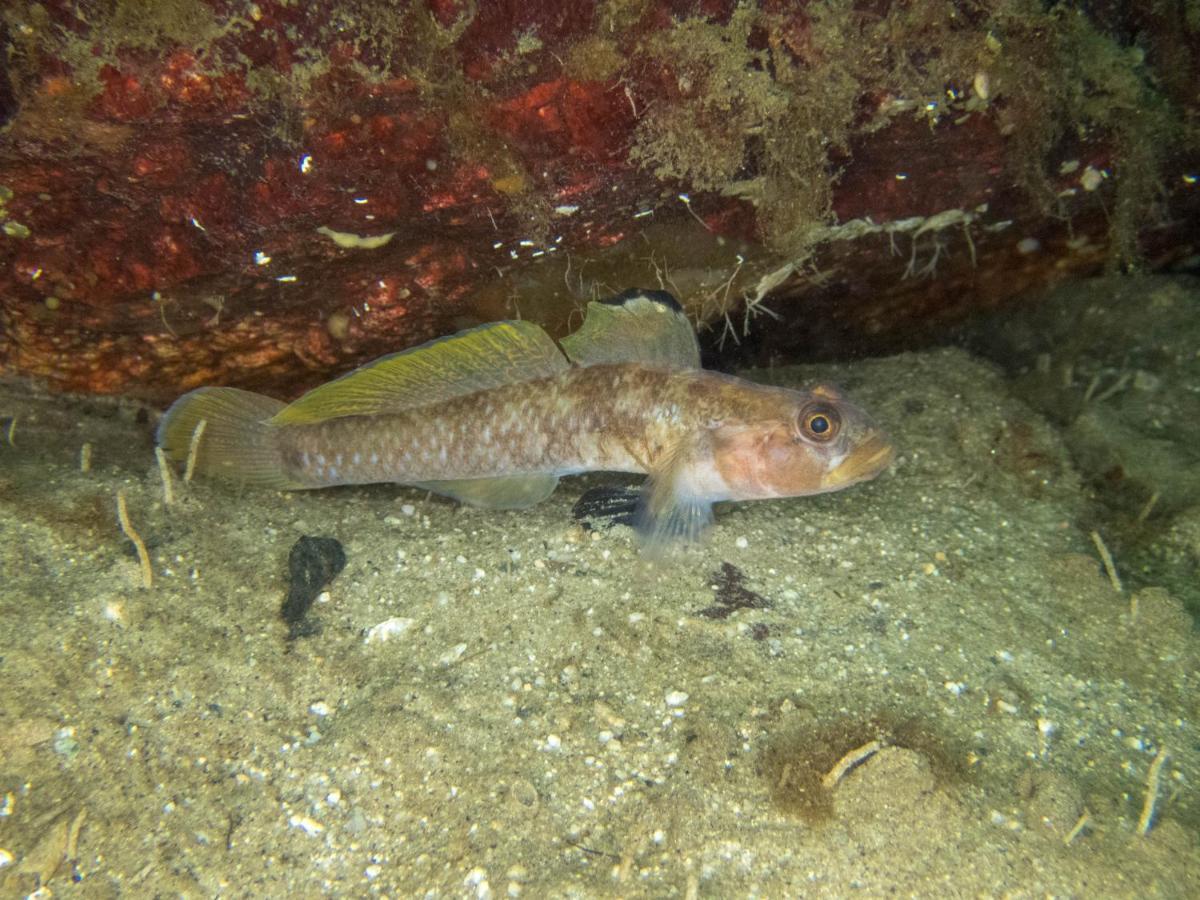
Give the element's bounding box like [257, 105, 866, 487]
[1, 278, 1197, 898]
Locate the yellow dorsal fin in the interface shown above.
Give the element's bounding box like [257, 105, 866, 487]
[272, 321, 568, 425]
[560, 289, 700, 369]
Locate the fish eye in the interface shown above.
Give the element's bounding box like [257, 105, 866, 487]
[798, 404, 840, 442]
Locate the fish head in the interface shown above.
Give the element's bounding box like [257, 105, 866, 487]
[711, 384, 893, 501]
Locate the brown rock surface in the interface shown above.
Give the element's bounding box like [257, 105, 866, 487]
[1, 1, 1197, 403]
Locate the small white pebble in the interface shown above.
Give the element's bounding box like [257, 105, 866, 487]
[1132, 370, 1160, 392]
[309, 701, 331, 717]
[972, 70, 990, 101]
[735, 536, 749, 549]
[543, 734, 562, 751]
[439, 643, 468, 665]
[0, 848, 13, 869]
[665, 690, 689, 708]
[944, 681, 966, 696]
[465, 866, 490, 887]
[364, 617, 415, 644]
[1080, 165, 1105, 191]
[288, 814, 325, 836]
[365, 863, 382, 879]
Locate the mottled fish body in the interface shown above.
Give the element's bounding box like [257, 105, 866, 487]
[157, 290, 893, 546]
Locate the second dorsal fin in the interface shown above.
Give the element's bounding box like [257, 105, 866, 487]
[272, 320, 568, 426]
[560, 289, 700, 370]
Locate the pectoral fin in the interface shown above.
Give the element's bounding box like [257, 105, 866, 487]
[414, 474, 559, 509]
[635, 487, 713, 550]
[633, 438, 714, 551]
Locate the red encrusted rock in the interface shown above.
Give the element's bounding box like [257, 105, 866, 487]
[0, 1, 1196, 401]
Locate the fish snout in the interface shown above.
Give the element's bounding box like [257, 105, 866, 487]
[822, 430, 894, 489]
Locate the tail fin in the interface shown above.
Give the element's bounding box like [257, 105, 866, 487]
[156, 387, 301, 489]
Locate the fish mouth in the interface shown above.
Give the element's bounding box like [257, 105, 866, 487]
[823, 432, 895, 489]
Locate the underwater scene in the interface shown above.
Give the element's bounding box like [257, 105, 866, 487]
[1, 1, 1199, 897]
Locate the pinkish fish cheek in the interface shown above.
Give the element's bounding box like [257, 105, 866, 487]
[712, 429, 770, 499]
[714, 428, 815, 500]
[772, 456, 831, 498]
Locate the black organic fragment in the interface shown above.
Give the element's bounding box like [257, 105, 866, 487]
[699, 562, 772, 620]
[282, 535, 346, 639]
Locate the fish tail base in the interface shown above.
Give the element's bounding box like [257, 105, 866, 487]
[156, 387, 300, 488]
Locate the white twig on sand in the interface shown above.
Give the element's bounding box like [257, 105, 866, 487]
[184, 419, 207, 483]
[116, 490, 153, 589]
[1063, 810, 1091, 845]
[1089, 530, 1122, 593]
[155, 447, 175, 506]
[1137, 746, 1170, 836]
[822, 740, 883, 790]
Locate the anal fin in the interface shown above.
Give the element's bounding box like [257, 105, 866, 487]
[414, 474, 559, 509]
